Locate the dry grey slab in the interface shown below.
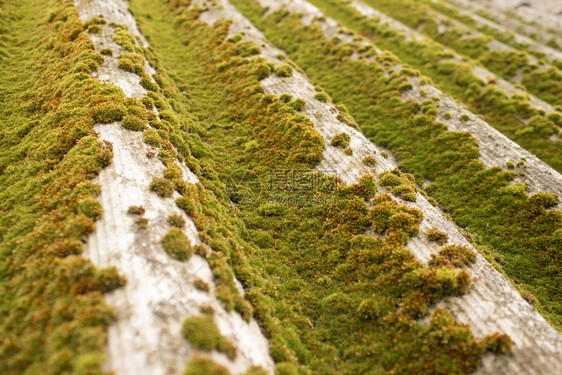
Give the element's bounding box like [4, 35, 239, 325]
[73, 0, 274, 374]
[202, 0, 562, 373]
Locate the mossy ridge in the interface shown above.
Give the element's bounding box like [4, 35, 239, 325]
[0, 0, 132, 373]
[181, 314, 237, 360]
[418, 0, 561, 65]
[227, 0, 562, 329]
[129, 0, 508, 373]
[302, 0, 562, 173]
[357, 0, 562, 109]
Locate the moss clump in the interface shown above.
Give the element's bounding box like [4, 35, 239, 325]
[94, 266, 127, 293]
[149, 177, 174, 198]
[290, 98, 306, 111]
[362, 156, 377, 166]
[122, 115, 146, 131]
[379, 169, 417, 201]
[354, 174, 378, 199]
[87, 24, 102, 34]
[429, 245, 477, 268]
[330, 132, 351, 148]
[243, 367, 268, 375]
[460, 114, 471, 121]
[162, 228, 193, 260]
[100, 47, 113, 56]
[127, 205, 146, 215]
[143, 129, 163, 147]
[135, 217, 149, 229]
[235, 40, 261, 57]
[181, 315, 237, 359]
[279, 93, 293, 103]
[77, 196, 103, 219]
[140, 77, 159, 91]
[193, 278, 210, 292]
[370, 193, 423, 238]
[426, 227, 448, 245]
[344, 147, 353, 155]
[183, 357, 230, 375]
[275, 63, 293, 77]
[167, 213, 186, 228]
[314, 92, 331, 102]
[484, 333, 512, 354]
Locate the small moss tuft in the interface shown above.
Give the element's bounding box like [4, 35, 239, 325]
[149, 177, 174, 198]
[379, 169, 417, 201]
[100, 48, 113, 56]
[314, 92, 330, 102]
[290, 98, 306, 111]
[167, 213, 186, 228]
[362, 156, 377, 166]
[275, 63, 293, 77]
[330, 132, 351, 148]
[426, 228, 448, 245]
[135, 217, 149, 229]
[122, 115, 146, 131]
[279, 93, 293, 103]
[235, 40, 261, 57]
[162, 228, 193, 260]
[127, 205, 146, 215]
[181, 315, 237, 359]
[484, 333, 512, 354]
[182, 357, 230, 375]
[77, 197, 103, 220]
[429, 245, 476, 269]
[193, 278, 210, 292]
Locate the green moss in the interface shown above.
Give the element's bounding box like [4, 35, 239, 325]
[362, 156, 377, 166]
[167, 213, 186, 228]
[314, 92, 330, 102]
[379, 169, 417, 201]
[183, 357, 230, 375]
[242, 367, 268, 375]
[127, 205, 146, 215]
[121, 114, 146, 131]
[226, 0, 562, 328]
[162, 228, 193, 260]
[0, 1, 128, 372]
[100, 47, 113, 56]
[135, 217, 149, 229]
[484, 333, 512, 354]
[87, 24, 102, 34]
[181, 315, 237, 360]
[143, 129, 162, 147]
[426, 228, 448, 245]
[330, 132, 351, 148]
[343, 147, 353, 155]
[235, 40, 261, 57]
[140, 77, 159, 91]
[279, 93, 293, 103]
[149, 177, 174, 198]
[193, 278, 210, 292]
[429, 245, 477, 268]
[290, 98, 306, 111]
[126, 1, 512, 372]
[77, 196, 103, 219]
[275, 63, 293, 77]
